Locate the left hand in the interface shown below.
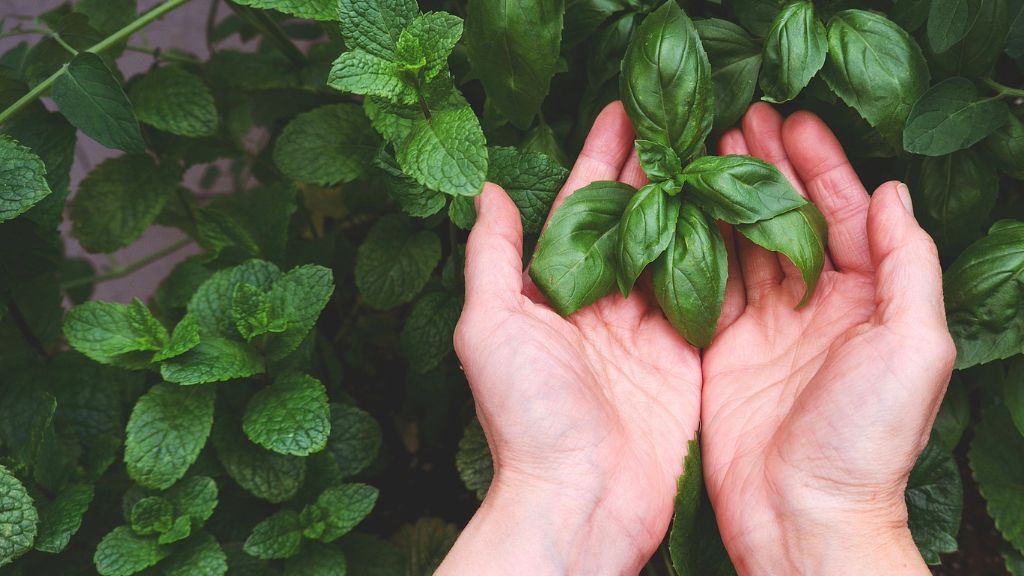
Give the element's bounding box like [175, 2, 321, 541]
[437, 102, 703, 575]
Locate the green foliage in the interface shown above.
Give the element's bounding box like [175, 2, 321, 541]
[0, 0, 1021, 572]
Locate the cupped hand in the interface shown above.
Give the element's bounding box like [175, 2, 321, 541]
[702, 104, 956, 575]
[437, 102, 702, 575]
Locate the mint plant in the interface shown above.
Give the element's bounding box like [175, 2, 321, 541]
[0, 0, 1020, 573]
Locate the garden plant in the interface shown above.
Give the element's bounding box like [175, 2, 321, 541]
[0, 0, 1022, 574]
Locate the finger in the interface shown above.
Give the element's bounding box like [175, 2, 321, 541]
[545, 101, 635, 226]
[463, 183, 525, 316]
[782, 111, 873, 273]
[618, 147, 648, 189]
[719, 128, 782, 305]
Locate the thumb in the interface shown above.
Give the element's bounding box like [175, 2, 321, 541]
[462, 183, 525, 315]
[867, 181, 947, 333]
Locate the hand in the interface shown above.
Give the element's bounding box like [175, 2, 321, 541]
[701, 104, 956, 575]
[437, 102, 702, 575]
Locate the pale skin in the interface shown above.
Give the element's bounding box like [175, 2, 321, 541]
[437, 102, 955, 575]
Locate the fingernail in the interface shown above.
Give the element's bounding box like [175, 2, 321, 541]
[896, 183, 914, 215]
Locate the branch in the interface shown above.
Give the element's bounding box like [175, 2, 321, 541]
[60, 238, 194, 290]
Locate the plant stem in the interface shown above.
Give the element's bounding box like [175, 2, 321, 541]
[124, 44, 200, 64]
[0, 27, 48, 40]
[983, 77, 1024, 98]
[0, 0, 194, 125]
[225, 1, 306, 66]
[51, 33, 79, 56]
[60, 238, 193, 290]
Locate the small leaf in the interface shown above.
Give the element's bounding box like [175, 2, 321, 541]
[327, 403, 383, 478]
[0, 465, 37, 567]
[487, 146, 569, 234]
[51, 52, 144, 153]
[681, 155, 807, 224]
[337, 0, 420, 60]
[265, 265, 335, 360]
[928, 0, 982, 53]
[396, 105, 488, 197]
[760, 0, 827, 103]
[94, 526, 168, 576]
[327, 50, 415, 103]
[159, 337, 264, 385]
[244, 510, 303, 560]
[736, 203, 828, 307]
[243, 373, 330, 457]
[274, 104, 381, 186]
[456, 418, 493, 500]
[694, 18, 762, 132]
[125, 384, 214, 490]
[159, 532, 227, 576]
[906, 435, 963, 564]
[634, 139, 682, 184]
[305, 484, 379, 543]
[130, 496, 174, 535]
[283, 542, 348, 576]
[617, 182, 680, 297]
[64, 299, 169, 368]
[970, 404, 1024, 552]
[129, 65, 217, 137]
[34, 483, 94, 553]
[903, 77, 1009, 156]
[911, 149, 998, 253]
[401, 291, 463, 373]
[355, 215, 441, 310]
[232, 0, 336, 21]
[983, 109, 1024, 180]
[0, 136, 52, 223]
[212, 419, 306, 504]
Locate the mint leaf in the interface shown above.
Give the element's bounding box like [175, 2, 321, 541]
[391, 517, 458, 576]
[970, 404, 1024, 552]
[167, 476, 219, 530]
[129, 65, 218, 138]
[355, 215, 441, 310]
[903, 77, 1010, 156]
[328, 50, 416, 103]
[212, 419, 306, 503]
[243, 372, 330, 456]
[34, 483, 94, 553]
[404, 12, 463, 81]
[154, 313, 201, 363]
[130, 496, 174, 535]
[456, 418, 493, 500]
[305, 484, 379, 543]
[283, 542, 347, 576]
[3, 108, 76, 229]
[340, 532, 407, 576]
[401, 291, 463, 374]
[265, 265, 334, 360]
[51, 52, 144, 153]
[0, 378, 57, 470]
[232, 0, 336, 21]
[396, 106, 488, 197]
[64, 299, 169, 369]
[337, 0, 419, 60]
[0, 136, 52, 223]
[244, 510, 303, 560]
[327, 403, 383, 478]
[375, 151, 447, 218]
[158, 516, 192, 546]
[0, 465, 37, 567]
[189, 259, 282, 339]
[160, 532, 227, 576]
[70, 154, 180, 253]
[487, 146, 569, 234]
[93, 525, 168, 576]
[125, 384, 215, 490]
[273, 104, 381, 186]
[159, 337, 265, 385]
[906, 435, 963, 564]
[232, 283, 276, 341]
[668, 437, 734, 575]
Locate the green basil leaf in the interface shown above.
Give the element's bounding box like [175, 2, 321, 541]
[970, 404, 1024, 552]
[634, 139, 682, 184]
[620, 1, 713, 162]
[821, 10, 930, 144]
[903, 77, 1009, 156]
[911, 149, 998, 253]
[617, 183, 680, 297]
[1009, 4, 1024, 67]
[653, 204, 728, 348]
[736, 203, 827, 307]
[51, 52, 144, 153]
[530, 181, 633, 315]
[930, 0, 1010, 79]
[760, 0, 827, 103]
[906, 435, 963, 564]
[944, 220, 1024, 369]
[982, 109, 1024, 180]
[465, 0, 564, 129]
[928, 0, 982, 53]
[563, 0, 630, 49]
[694, 18, 762, 133]
[681, 155, 807, 224]
[891, 0, 931, 32]
[587, 12, 638, 88]
[732, 0, 782, 37]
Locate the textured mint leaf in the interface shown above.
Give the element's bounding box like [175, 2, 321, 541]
[244, 510, 303, 560]
[695, 18, 762, 132]
[404, 12, 463, 80]
[456, 418, 493, 500]
[154, 313, 201, 363]
[355, 215, 441, 310]
[970, 404, 1024, 551]
[903, 77, 1009, 156]
[64, 299, 169, 368]
[0, 135, 52, 223]
[328, 50, 416, 104]
[337, 0, 420, 60]
[232, 283, 276, 341]
[306, 484, 379, 543]
[273, 104, 380, 186]
[365, 98, 416, 144]
[0, 465, 37, 567]
[161, 532, 227, 576]
[167, 476, 219, 530]
[212, 419, 306, 503]
[283, 542, 347, 576]
[130, 496, 174, 535]
[0, 379, 57, 470]
[70, 154, 180, 253]
[93, 525, 168, 576]
[243, 373, 330, 456]
[204, 50, 301, 91]
[401, 291, 463, 374]
[74, 0, 135, 35]
[158, 516, 192, 545]
[487, 146, 569, 233]
[340, 532, 407, 576]
[397, 106, 488, 197]
[448, 195, 476, 230]
[129, 66, 218, 138]
[51, 52, 144, 153]
[3, 109, 76, 229]
[189, 260, 282, 338]
[232, 0, 335, 21]
[265, 265, 335, 360]
[159, 337, 265, 385]
[34, 483, 94, 553]
[906, 435, 963, 564]
[125, 384, 215, 490]
[327, 403, 383, 478]
[375, 151, 446, 218]
[391, 517, 458, 576]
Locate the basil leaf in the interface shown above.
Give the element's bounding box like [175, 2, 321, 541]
[903, 77, 1009, 156]
[694, 18, 762, 132]
[51, 52, 144, 153]
[681, 155, 807, 224]
[982, 109, 1024, 180]
[760, 0, 827, 104]
[465, 0, 564, 129]
[617, 183, 680, 297]
[912, 150, 998, 253]
[891, 0, 931, 32]
[563, 0, 630, 49]
[1009, 4, 1024, 68]
[530, 181, 633, 315]
[928, 0, 982, 54]
[653, 203, 728, 348]
[930, 0, 1010, 79]
[944, 220, 1024, 369]
[587, 12, 638, 88]
[634, 139, 682, 184]
[732, 0, 782, 37]
[821, 10, 930, 144]
[620, 1, 713, 162]
[736, 203, 828, 307]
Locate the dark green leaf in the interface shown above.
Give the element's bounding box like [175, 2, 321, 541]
[486, 146, 569, 234]
[244, 510, 303, 560]
[617, 183, 680, 297]
[933, 377, 970, 449]
[51, 52, 144, 153]
[337, 0, 420, 60]
[125, 384, 214, 490]
[304, 484, 379, 543]
[396, 105, 488, 197]
[0, 465, 37, 567]
[159, 337, 265, 385]
[327, 403, 383, 478]
[160, 532, 227, 576]
[243, 373, 330, 457]
[274, 104, 381, 186]
[736, 203, 828, 307]
[903, 77, 1009, 155]
[355, 215, 441, 310]
[1006, 359, 1024, 437]
[928, 0, 982, 53]
[34, 483, 94, 554]
[530, 181, 633, 316]
[63, 299, 168, 368]
[982, 109, 1024, 180]
[911, 149, 998, 252]
[694, 18, 763, 132]
[668, 437, 735, 575]
[0, 136, 52, 223]
[681, 155, 807, 224]
[732, 0, 782, 37]
[587, 13, 638, 88]
[391, 518, 458, 576]
[455, 418, 493, 500]
[634, 139, 682, 184]
[401, 291, 463, 374]
[906, 435, 963, 564]
[232, 0, 336, 21]
[212, 419, 306, 504]
[930, 0, 1010, 78]
[93, 525, 167, 576]
[970, 404, 1024, 552]
[129, 66, 218, 138]
[760, 0, 827, 103]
